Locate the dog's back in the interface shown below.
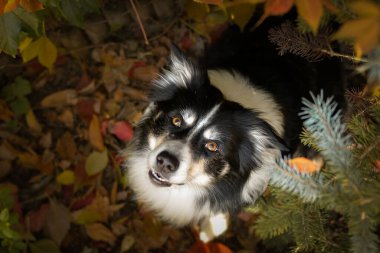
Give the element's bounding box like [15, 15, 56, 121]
[202, 7, 346, 154]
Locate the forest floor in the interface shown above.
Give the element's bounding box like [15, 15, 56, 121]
[0, 1, 265, 253]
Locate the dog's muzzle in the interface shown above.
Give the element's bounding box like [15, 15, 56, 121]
[149, 151, 180, 187]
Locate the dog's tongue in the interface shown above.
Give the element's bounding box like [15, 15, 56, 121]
[149, 170, 172, 187]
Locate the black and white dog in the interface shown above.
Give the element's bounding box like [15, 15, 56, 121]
[125, 11, 345, 227]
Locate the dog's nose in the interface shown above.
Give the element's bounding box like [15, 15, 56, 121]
[156, 151, 179, 173]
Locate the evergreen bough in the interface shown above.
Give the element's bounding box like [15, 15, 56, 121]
[253, 92, 380, 253]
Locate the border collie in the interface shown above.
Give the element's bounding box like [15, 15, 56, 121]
[124, 11, 345, 227]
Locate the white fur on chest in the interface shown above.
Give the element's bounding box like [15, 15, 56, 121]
[208, 70, 284, 137]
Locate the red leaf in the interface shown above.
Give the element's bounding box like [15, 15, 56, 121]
[265, 0, 294, 16]
[109, 121, 134, 142]
[27, 203, 50, 232]
[76, 99, 97, 124]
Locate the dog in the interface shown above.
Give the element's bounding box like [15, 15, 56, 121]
[124, 10, 345, 227]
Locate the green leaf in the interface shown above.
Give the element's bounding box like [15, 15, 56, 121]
[29, 239, 60, 253]
[1, 85, 16, 101]
[13, 77, 32, 97]
[13, 7, 41, 37]
[60, 0, 85, 27]
[0, 12, 22, 56]
[85, 149, 109, 176]
[10, 96, 30, 116]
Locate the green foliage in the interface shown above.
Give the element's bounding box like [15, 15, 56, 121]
[254, 92, 380, 253]
[1, 77, 31, 116]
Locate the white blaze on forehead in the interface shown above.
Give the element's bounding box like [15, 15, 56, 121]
[180, 109, 197, 125]
[189, 104, 221, 139]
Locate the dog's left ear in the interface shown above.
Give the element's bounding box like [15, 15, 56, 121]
[150, 44, 208, 101]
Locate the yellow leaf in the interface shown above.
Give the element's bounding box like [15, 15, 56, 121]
[334, 18, 380, 57]
[19, 37, 33, 52]
[287, 157, 322, 174]
[186, 0, 209, 22]
[21, 38, 40, 63]
[85, 223, 116, 245]
[348, 1, 380, 17]
[227, 3, 256, 30]
[26, 109, 42, 133]
[296, 0, 323, 34]
[56, 170, 75, 185]
[89, 115, 104, 151]
[37, 36, 57, 71]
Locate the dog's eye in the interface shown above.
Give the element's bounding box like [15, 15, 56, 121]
[171, 116, 182, 127]
[205, 141, 218, 152]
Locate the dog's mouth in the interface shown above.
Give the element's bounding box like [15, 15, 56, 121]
[149, 169, 172, 187]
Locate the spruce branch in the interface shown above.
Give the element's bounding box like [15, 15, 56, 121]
[268, 22, 368, 63]
[270, 158, 323, 202]
[299, 91, 352, 172]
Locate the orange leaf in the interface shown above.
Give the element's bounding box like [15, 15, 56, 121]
[255, 0, 294, 28]
[296, 0, 323, 33]
[287, 157, 321, 174]
[89, 115, 105, 151]
[3, 0, 19, 13]
[19, 0, 43, 12]
[265, 0, 294, 16]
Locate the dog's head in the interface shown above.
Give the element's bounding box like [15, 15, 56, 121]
[125, 46, 286, 226]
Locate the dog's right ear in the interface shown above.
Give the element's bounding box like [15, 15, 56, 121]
[149, 44, 208, 102]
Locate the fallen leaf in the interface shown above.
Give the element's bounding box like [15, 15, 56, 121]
[17, 149, 40, 169]
[19, 0, 44, 12]
[56, 170, 75, 185]
[27, 203, 50, 232]
[58, 109, 74, 128]
[85, 149, 109, 176]
[0, 141, 17, 160]
[287, 157, 322, 174]
[29, 239, 60, 253]
[3, 0, 18, 14]
[109, 120, 134, 142]
[131, 65, 159, 82]
[85, 223, 117, 245]
[56, 132, 77, 160]
[72, 209, 102, 224]
[76, 98, 98, 123]
[264, 0, 294, 16]
[120, 235, 135, 252]
[296, 0, 323, 34]
[209, 242, 233, 253]
[0, 160, 11, 179]
[45, 199, 71, 246]
[186, 240, 210, 253]
[40, 89, 77, 108]
[26, 109, 42, 133]
[89, 115, 105, 151]
[39, 131, 52, 149]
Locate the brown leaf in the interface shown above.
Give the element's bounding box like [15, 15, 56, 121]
[44, 200, 71, 246]
[265, 0, 294, 16]
[58, 109, 74, 129]
[89, 115, 105, 151]
[131, 65, 159, 83]
[39, 131, 52, 149]
[40, 89, 77, 108]
[76, 98, 98, 124]
[56, 132, 77, 160]
[85, 223, 117, 245]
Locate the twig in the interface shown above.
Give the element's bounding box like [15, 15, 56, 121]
[129, 0, 149, 45]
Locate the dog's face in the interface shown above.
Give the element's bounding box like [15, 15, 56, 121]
[125, 47, 286, 226]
